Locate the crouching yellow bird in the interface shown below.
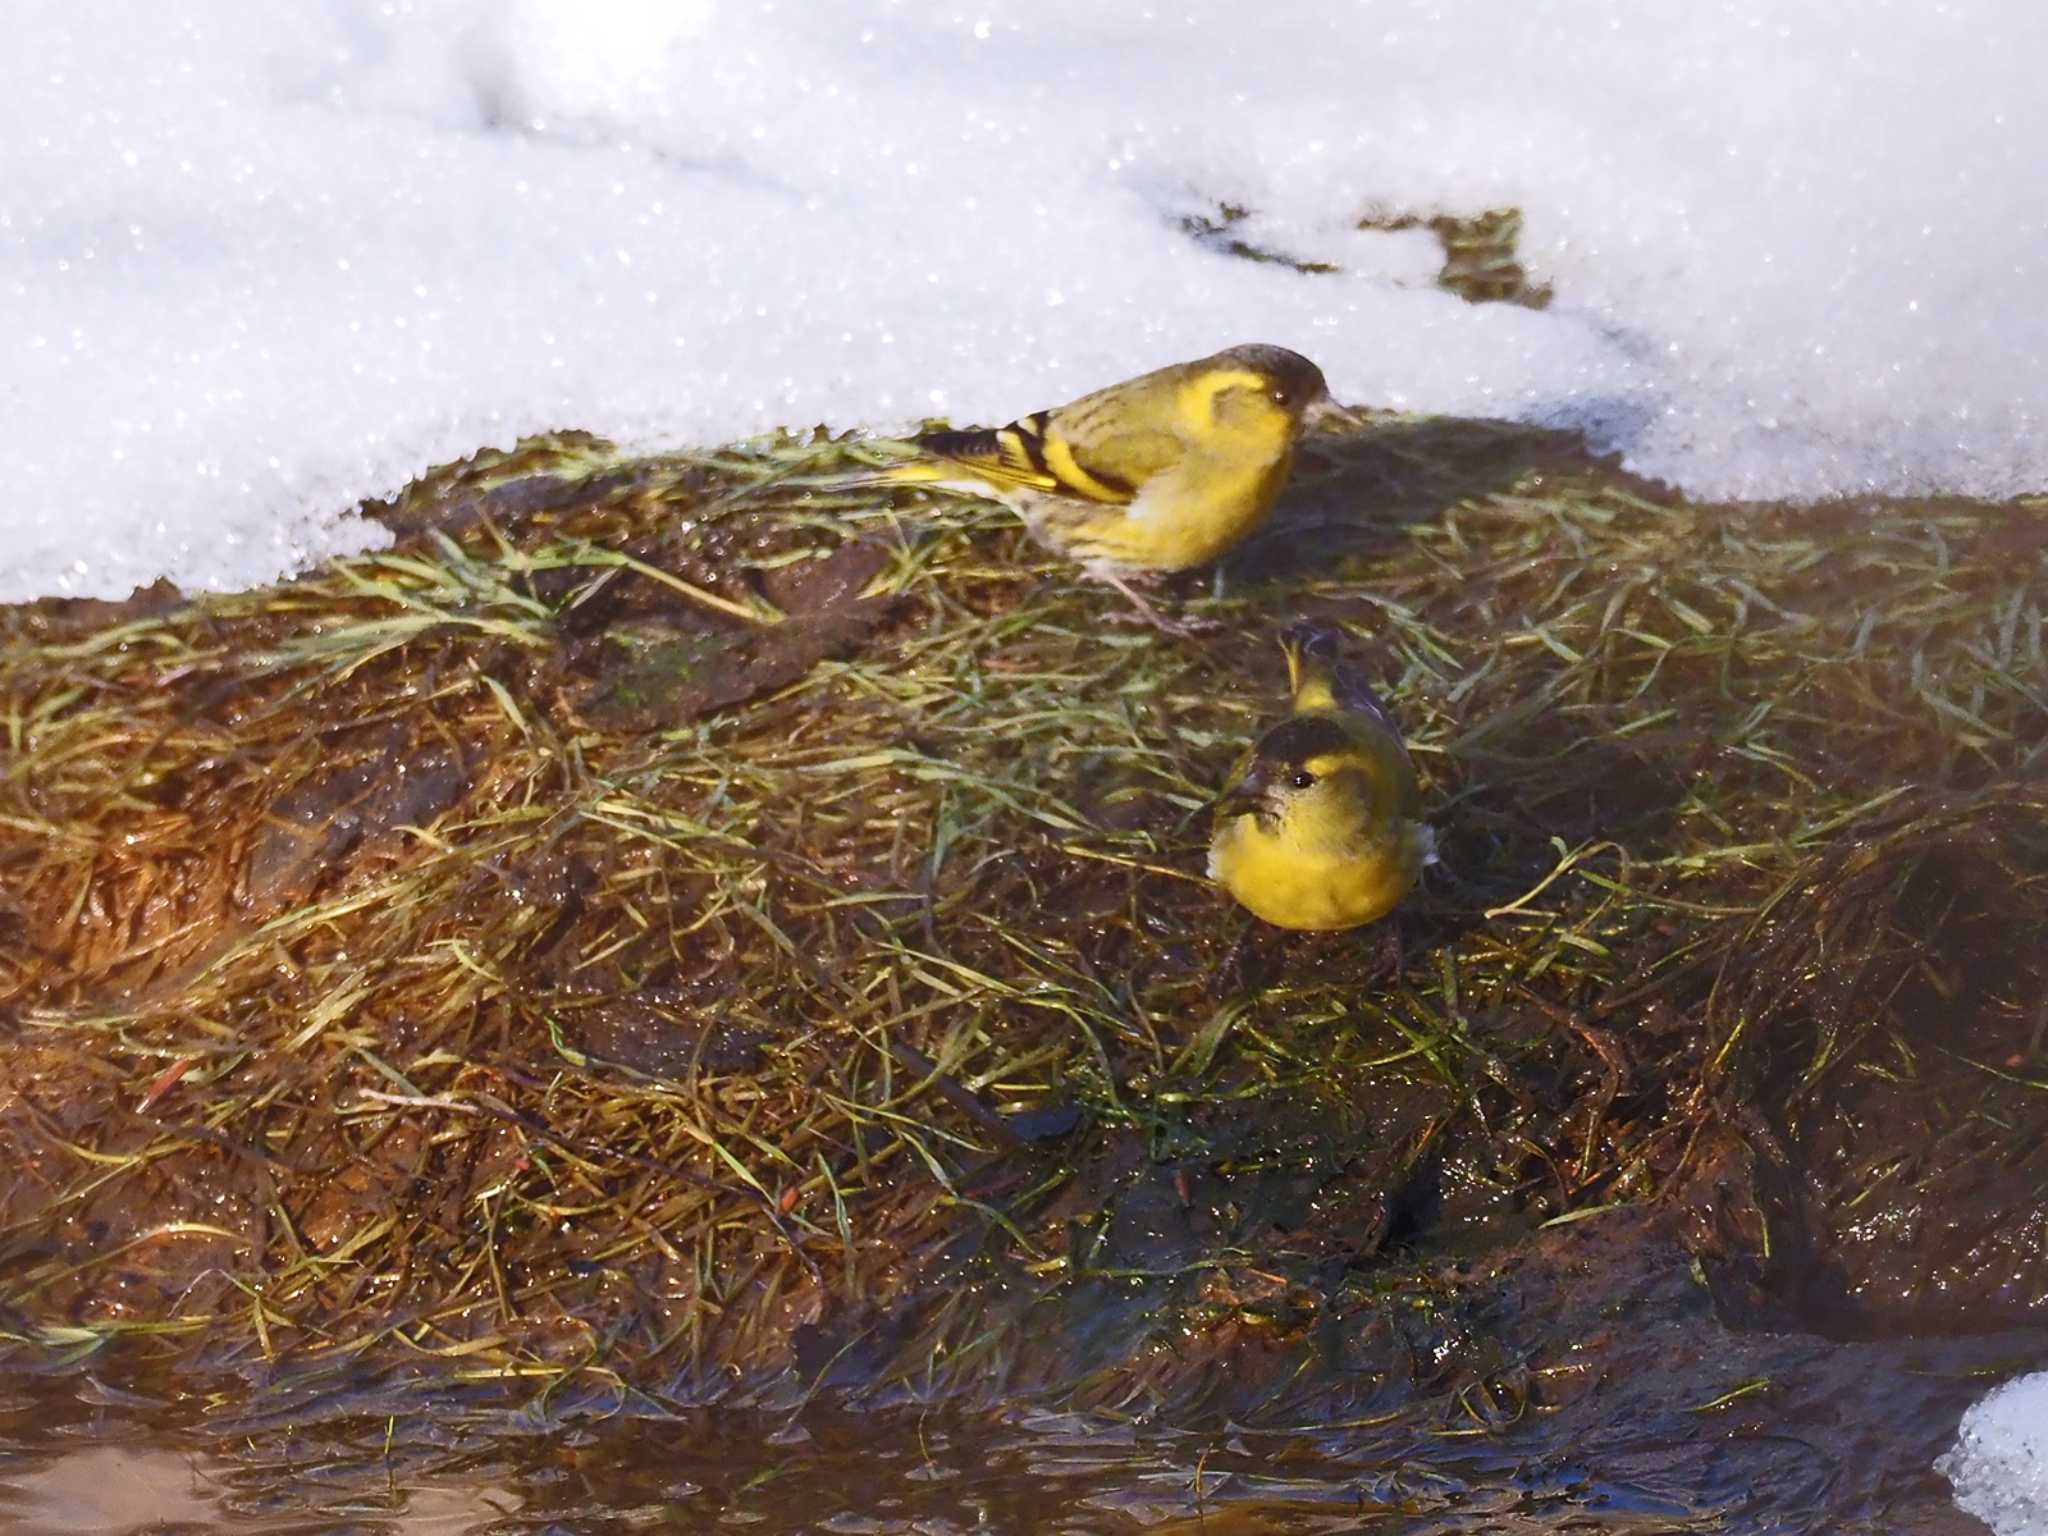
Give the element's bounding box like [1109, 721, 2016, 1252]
[890, 344, 1359, 632]
[1209, 627, 1432, 931]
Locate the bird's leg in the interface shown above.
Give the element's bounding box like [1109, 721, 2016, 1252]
[1096, 571, 1222, 637]
[1366, 919, 1406, 981]
[1209, 930, 1250, 1000]
[1207, 917, 1269, 999]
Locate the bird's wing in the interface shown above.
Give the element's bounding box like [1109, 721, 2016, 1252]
[909, 417, 1062, 495]
[912, 403, 1187, 507]
[1041, 383, 1193, 501]
[1057, 421, 1188, 501]
[909, 357, 1200, 505]
[1329, 670, 1405, 743]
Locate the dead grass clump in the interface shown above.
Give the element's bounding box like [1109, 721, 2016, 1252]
[0, 421, 2042, 1407]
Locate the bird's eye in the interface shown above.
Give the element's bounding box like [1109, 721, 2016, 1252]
[1270, 387, 1291, 407]
[1288, 770, 1316, 790]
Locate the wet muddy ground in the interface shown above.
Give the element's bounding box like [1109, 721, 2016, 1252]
[2, 420, 2045, 1531]
[0, 1303, 2028, 1535]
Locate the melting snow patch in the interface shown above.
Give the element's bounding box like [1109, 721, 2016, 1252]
[1941, 1373, 2048, 1536]
[3, 0, 2046, 601]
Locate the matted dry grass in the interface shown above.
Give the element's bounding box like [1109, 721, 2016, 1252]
[1, 418, 2043, 1412]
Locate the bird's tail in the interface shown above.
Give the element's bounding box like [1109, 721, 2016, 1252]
[1278, 623, 1406, 741]
[1278, 623, 1345, 712]
[875, 459, 962, 488]
[737, 441, 951, 500]
[910, 426, 1007, 464]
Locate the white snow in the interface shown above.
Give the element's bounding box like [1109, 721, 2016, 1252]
[4, 0, 2046, 602]
[1941, 1372, 2048, 1536]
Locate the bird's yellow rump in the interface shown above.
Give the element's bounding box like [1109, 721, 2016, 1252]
[888, 344, 1358, 630]
[1208, 627, 1432, 931]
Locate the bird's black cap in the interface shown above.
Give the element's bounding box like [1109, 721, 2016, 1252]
[1253, 714, 1353, 767]
[1211, 344, 1331, 406]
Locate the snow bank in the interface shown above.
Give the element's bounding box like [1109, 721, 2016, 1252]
[4, 0, 2044, 601]
[1941, 1372, 2048, 1536]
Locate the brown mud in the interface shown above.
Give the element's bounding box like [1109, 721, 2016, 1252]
[1, 419, 2044, 1530]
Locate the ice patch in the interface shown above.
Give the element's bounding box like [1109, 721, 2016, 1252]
[1940, 1372, 2048, 1536]
[4, 0, 2046, 601]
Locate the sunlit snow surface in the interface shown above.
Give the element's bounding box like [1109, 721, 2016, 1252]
[4, 0, 2046, 601]
[1941, 1373, 2048, 1536]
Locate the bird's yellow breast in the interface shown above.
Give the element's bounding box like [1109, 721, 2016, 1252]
[1208, 813, 1420, 932]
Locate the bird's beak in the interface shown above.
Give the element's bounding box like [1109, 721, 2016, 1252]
[1211, 772, 1269, 822]
[1303, 396, 1366, 433]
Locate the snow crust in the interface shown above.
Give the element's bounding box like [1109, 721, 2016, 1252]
[5, 1, 2045, 600]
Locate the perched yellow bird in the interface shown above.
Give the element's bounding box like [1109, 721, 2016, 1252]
[1208, 627, 1432, 931]
[890, 344, 1359, 631]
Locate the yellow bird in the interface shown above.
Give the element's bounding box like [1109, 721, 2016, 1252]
[1208, 627, 1432, 931]
[890, 344, 1359, 632]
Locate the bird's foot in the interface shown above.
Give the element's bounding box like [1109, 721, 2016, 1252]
[1097, 573, 1224, 638]
[1364, 921, 1407, 982]
[1207, 923, 1276, 999]
[1208, 934, 1250, 1000]
[1116, 606, 1225, 638]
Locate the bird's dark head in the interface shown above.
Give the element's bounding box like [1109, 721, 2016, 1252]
[1202, 344, 1360, 435]
[1214, 715, 1359, 828]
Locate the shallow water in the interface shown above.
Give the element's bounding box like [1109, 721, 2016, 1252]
[0, 1361, 2001, 1535]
